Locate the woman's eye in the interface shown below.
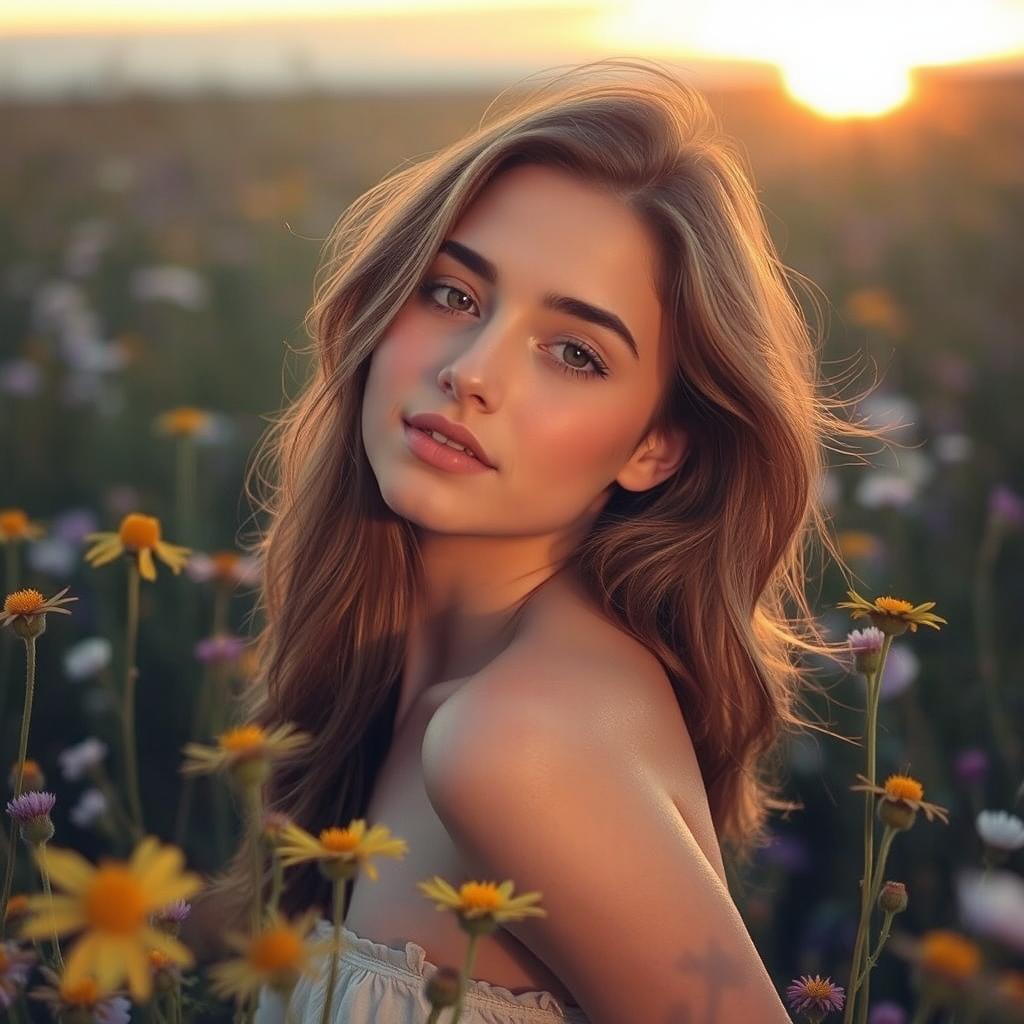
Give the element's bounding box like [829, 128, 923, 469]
[416, 280, 610, 381]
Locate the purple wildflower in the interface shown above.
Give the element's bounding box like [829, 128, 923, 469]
[153, 898, 192, 924]
[786, 974, 845, 1021]
[989, 485, 1024, 529]
[848, 627, 884, 655]
[5, 791, 56, 824]
[757, 833, 810, 873]
[0, 940, 37, 1009]
[95, 996, 132, 1024]
[194, 633, 246, 664]
[953, 748, 989, 788]
[868, 1003, 907, 1024]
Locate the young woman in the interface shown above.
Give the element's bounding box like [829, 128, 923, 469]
[203, 56, 868, 1023]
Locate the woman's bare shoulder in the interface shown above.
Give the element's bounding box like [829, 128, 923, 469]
[450, 572, 727, 883]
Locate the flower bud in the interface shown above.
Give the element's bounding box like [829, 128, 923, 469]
[9, 759, 45, 793]
[879, 799, 917, 831]
[318, 859, 357, 884]
[21, 814, 55, 846]
[229, 756, 271, 788]
[878, 881, 908, 914]
[11, 614, 46, 640]
[425, 966, 462, 1008]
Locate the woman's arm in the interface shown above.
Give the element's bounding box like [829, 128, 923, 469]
[422, 658, 795, 1024]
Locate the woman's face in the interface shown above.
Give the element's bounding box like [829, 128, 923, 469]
[361, 162, 685, 541]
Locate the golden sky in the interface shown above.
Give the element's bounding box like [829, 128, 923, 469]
[3, 0, 1023, 118]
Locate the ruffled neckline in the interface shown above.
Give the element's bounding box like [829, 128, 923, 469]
[313, 918, 586, 1019]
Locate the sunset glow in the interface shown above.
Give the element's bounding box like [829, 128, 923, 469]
[594, 0, 1024, 118]
[3, 0, 1023, 118]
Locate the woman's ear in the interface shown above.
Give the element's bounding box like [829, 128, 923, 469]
[616, 426, 689, 493]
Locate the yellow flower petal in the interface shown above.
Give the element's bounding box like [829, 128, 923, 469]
[155, 540, 191, 572]
[138, 547, 157, 582]
[36, 846, 96, 895]
[137, 847, 183, 893]
[63, 930, 102, 990]
[122, 939, 152, 1002]
[84, 542, 124, 567]
[143, 926, 195, 968]
[19, 906, 87, 940]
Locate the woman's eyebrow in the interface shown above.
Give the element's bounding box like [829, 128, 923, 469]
[438, 238, 639, 360]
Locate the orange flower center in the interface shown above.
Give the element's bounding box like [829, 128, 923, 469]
[3, 589, 45, 615]
[84, 865, 148, 934]
[119, 513, 161, 551]
[0, 949, 8, 971]
[875, 597, 914, 616]
[883, 774, 924, 802]
[211, 551, 240, 580]
[998, 971, 1024, 1003]
[319, 827, 358, 853]
[218, 725, 266, 753]
[837, 532, 880, 559]
[919, 930, 981, 981]
[148, 948, 174, 970]
[248, 927, 304, 972]
[4, 893, 29, 918]
[802, 978, 834, 999]
[0, 510, 29, 538]
[60, 976, 100, 1005]
[163, 407, 209, 436]
[459, 882, 502, 911]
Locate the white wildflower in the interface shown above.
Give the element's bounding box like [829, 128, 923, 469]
[62, 637, 112, 681]
[69, 787, 109, 828]
[58, 737, 109, 781]
[976, 810, 1024, 852]
[957, 868, 1024, 953]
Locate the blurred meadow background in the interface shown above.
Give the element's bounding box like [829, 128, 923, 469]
[2, 2, 1024, 1021]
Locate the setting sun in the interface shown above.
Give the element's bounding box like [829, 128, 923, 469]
[593, 0, 1024, 118]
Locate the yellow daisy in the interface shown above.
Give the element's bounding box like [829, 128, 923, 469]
[18, 836, 203, 1001]
[274, 820, 408, 882]
[837, 588, 946, 635]
[181, 723, 311, 785]
[29, 966, 130, 1019]
[849, 772, 950, 830]
[417, 877, 547, 925]
[1, 587, 77, 627]
[154, 406, 212, 439]
[208, 908, 342, 1003]
[84, 513, 191, 583]
[1, 587, 77, 640]
[0, 508, 45, 544]
[917, 929, 982, 984]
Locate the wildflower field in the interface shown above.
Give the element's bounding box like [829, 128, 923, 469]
[1, 71, 1023, 1023]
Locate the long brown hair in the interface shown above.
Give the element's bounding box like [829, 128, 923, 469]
[205, 56, 877, 934]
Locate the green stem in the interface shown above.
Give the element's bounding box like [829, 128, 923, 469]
[173, 662, 215, 850]
[268, 850, 284, 919]
[0, 635, 38, 938]
[844, 635, 893, 1024]
[319, 880, 346, 1024]
[972, 516, 1020, 785]
[0, 542, 19, 732]
[247, 784, 265, 935]
[909, 997, 936, 1024]
[88, 763, 141, 848]
[36, 842, 64, 970]
[448, 931, 483, 1024]
[854, 910, 895, 991]
[213, 585, 230, 637]
[122, 561, 144, 834]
